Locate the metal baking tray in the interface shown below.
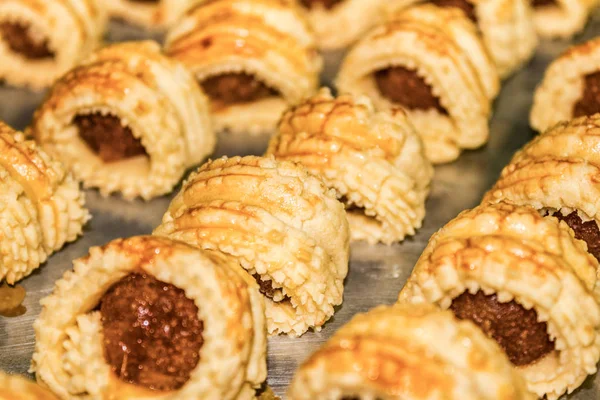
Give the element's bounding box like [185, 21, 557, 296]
[1, 15, 600, 399]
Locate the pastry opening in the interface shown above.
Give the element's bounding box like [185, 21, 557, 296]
[430, 0, 477, 23]
[0, 22, 54, 60]
[573, 71, 600, 118]
[531, 0, 558, 8]
[449, 290, 555, 366]
[73, 113, 148, 163]
[99, 273, 204, 391]
[300, 0, 344, 10]
[552, 210, 600, 261]
[200, 73, 279, 108]
[252, 273, 290, 303]
[374, 66, 448, 114]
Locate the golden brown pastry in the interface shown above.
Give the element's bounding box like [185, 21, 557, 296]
[0, 0, 106, 89]
[0, 122, 88, 284]
[164, 0, 322, 135]
[336, 4, 498, 164]
[267, 88, 434, 245]
[528, 0, 595, 38]
[0, 373, 59, 400]
[154, 155, 350, 336]
[384, 0, 537, 78]
[485, 114, 600, 265]
[104, 0, 204, 28]
[531, 38, 600, 132]
[288, 303, 534, 400]
[399, 202, 600, 399]
[298, 0, 386, 50]
[32, 235, 266, 400]
[29, 41, 215, 201]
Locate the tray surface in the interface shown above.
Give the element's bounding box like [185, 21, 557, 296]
[1, 16, 600, 399]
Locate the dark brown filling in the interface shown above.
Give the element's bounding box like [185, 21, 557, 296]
[553, 211, 600, 261]
[201, 73, 277, 105]
[531, 0, 557, 7]
[252, 274, 290, 303]
[573, 72, 600, 118]
[299, 0, 344, 9]
[374, 67, 447, 114]
[100, 273, 204, 391]
[430, 0, 477, 22]
[0, 22, 54, 59]
[450, 291, 554, 366]
[74, 113, 147, 163]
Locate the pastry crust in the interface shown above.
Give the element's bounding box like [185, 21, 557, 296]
[300, 0, 387, 50]
[0, 373, 59, 400]
[398, 202, 600, 399]
[288, 303, 534, 400]
[530, 38, 600, 132]
[104, 0, 205, 28]
[384, 0, 537, 78]
[0, 0, 106, 89]
[32, 235, 266, 400]
[267, 88, 434, 245]
[530, 0, 596, 38]
[29, 41, 215, 201]
[164, 0, 322, 135]
[154, 155, 350, 336]
[336, 4, 497, 164]
[485, 114, 600, 237]
[0, 122, 88, 284]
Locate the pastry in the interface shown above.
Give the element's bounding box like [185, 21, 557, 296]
[0, 0, 106, 89]
[29, 41, 215, 201]
[398, 202, 600, 399]
[153, 155, 350, 336]
[266, 88, 434, 245]
[531, 38, 600, 132]
[298, 0, 386, 50]
[288, 303, 534, 400]
[32, 235, 266, 400]
[336, 4, 498, 164]
[529, 0, 595, 38]
[164, 0, 322, 135]
[384, 0, 537, 78]
[104, 0, 204, 28]
[485, 114, 600, 264]
[0, 373, 59, 400]
[0, 122, 88, 284]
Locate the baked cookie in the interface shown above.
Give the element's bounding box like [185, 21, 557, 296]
[384, 0, 537, 78]
[486, 114, 600, 265]
[164, 0, 322, 135]
[288, 303, 534, 400]
[336, 4, 498, 164]
[0, 122, 88, 284]
[531, 38, 600, 132]
[0, 0, 106, 89]
[32, 236, 266, 400]
[267, 88, 433, 245]
[529, 0, 595, 38]
[399, 202, 600, 399]
[29, 41, 215, 201]
[298, 0, 386, 50]
[0, 373, 58, 400]
[154, 155, 350, 336]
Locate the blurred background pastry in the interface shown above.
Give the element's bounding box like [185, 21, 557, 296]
[0, 372, 58, 399]
[164, 0, 322, 135]
[154, 155, 349, 336]
[529, 0, 596, 38]
[32, 236, 266, 399]
[337, 5, 498, 164]
[0, 122, 88, 284]
[288, 303, 534, 400]
[399, 202, 600, 399]
[267, 88, 433, 245]
[29, 41, 215, 201]
[0, 0, 106, 89]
